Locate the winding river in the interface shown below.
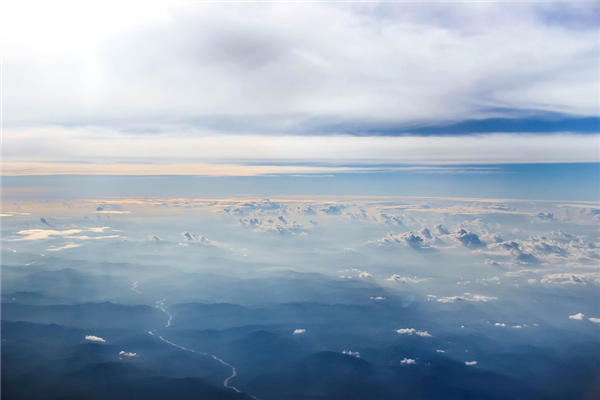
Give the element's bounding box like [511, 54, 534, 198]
[131, 281, 258, 399]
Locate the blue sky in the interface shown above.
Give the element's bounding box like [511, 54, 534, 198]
[2, 1, 598, 201]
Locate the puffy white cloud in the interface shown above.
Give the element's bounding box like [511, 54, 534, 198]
[85, 335, 106, 343]
[369, 296, 386, 300]
[386, 275, 427, 283]
[293, 329, 306, 335]
[119, 351, 138, 357]
[589, 318, 600, 324]
[396, 328, 432, 337]
[400, 358, 416, 365]
[465, 361, 478, 366]
[494, 323, 506, 327]
[437, 293, 498, 303]
[342, 350, 360, 358]
[239, 216, 311, 235]
[569, 313, 586, 320]
[541, 274, 592, 285]
[451, 229, 484, 248]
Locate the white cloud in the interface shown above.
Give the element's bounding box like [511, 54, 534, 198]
[465, 361, 478, 366]
[119, 351, 138, 357]
[541, 274, 593, 285]
[400, 358, 416, 365]
[4, 2, 598, 131]
[437, 293, 498, 303]
[342, 350, 360, 358]
[569, 313, 586, 320]
[589, 318, 600, 324]
[85, 335, 106, 343]
[494, 323, 506, 327]
[293, 329, 306, 335]
[396, 328, 432, 337]
[47, 243, 82, 252]
[386, 275, 427, 283]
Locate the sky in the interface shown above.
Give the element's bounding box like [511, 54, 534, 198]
[1, 1, 599, 200]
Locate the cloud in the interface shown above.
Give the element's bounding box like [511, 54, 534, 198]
[494, 323, 506, 327]
[240, 216, 310, 235]
[293, 329, 306, 335]
[47, 243, 82, 252]
[342, 350, 360, 358]
[465, 361, 478, 366]
[452, 229, 484, 248]
[491, 240, 539, 264]
[11, 227, 115, 241]
[536, 212, 554, 221]
[541, 274, 592, 285]
[119, 351, 138, 357]
[386, 275, 427, 283]
[374, 231, 434, 250]
[569, 313, 600, 323]
[396, 328, 432, 337]
[369, 296, 385, 300]
[4, 2, 598, 132]
[321, 205, 344, 216]
[180, 231, 221, 246]
[400, 358, 416, 365]
[85, 335, 106, 343]
[3, 131, 600, 176]
[437, 293, 498, 303]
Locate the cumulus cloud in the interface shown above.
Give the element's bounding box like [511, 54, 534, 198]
[400, 358, 416, 365]
[293, 329, 306, 335]
[386, 275, 427, 283]
[452, 229, 484, 248]
[465, 361, 478, 366]
[321, 205, 344, 216]
[374, 231, 434, 251]
[342, 350, 360, 358]
[396, 328, 432, 337]
[119, 351, 138, 357]
[180, 231, 223, 246]
[239, 216, 310, 235]
[85, 335, 106, 343]
[369, 296, 385, 300]
[437, 293, 498, 303]
[541, 274, 592, 285]
[494, 323, 506, 327]
[569, 313, 586, 320]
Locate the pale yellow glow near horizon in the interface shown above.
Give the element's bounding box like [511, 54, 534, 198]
[1, 162, 364, 177]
